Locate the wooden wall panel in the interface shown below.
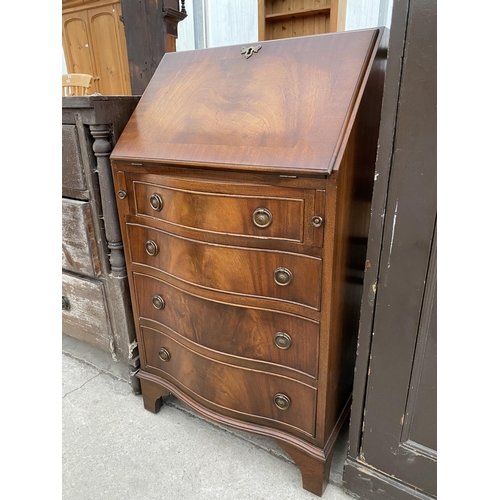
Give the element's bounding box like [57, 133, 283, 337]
[120, 0, 166, 95]
[88, 4, 131, 95]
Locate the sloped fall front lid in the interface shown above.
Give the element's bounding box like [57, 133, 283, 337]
[111, 29, 380, 175]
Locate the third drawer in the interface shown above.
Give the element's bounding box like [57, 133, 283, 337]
[134, 272, 319, 378]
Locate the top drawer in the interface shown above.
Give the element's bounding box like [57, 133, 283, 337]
[126, 173, 322, 245]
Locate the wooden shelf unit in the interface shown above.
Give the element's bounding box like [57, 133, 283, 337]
[258, 0, 347, 41]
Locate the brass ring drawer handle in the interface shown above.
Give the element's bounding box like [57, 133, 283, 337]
[252, 207, 273, 228]
[62, 296, 70, 311]
[274, 267, 293, 286]
[274, 393, 291, 410]
[274, 332, 292, 350]
[150, 193, 163, 212]
[158, 347, 171, 362]
[152, 295, 165, 310]
[145, 239, 159, 256]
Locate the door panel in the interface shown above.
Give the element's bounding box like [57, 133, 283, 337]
[401, 246, 437, 454]
[88, 3, 131, 95]
[62, 12, 99, 94]
[358, 0, 437, 495]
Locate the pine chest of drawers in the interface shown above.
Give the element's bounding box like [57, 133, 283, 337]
[110, 29, 387, 496]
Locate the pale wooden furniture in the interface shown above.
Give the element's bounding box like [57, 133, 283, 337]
[62, 0, 131, 95]
[258, 0, 347, 41]
[110, 30, 387, 496]
[62, 95, 140, 391]
[62, 0, 187, 96]
[62, 73, 94, 96]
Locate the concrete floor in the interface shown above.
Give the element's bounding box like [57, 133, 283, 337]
[62, 334, 354, 500]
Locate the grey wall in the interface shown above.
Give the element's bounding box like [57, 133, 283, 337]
[346, 0, 393, 30]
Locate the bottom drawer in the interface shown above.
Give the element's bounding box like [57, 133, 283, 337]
[62, 272, 111, 352]
[141, 326, 317, 437]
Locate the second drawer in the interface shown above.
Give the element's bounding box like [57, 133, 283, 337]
[127, 222, 322, 310]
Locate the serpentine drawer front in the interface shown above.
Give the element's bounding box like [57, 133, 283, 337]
[141, 325, 317, 437]
[130, 173, 319, 244]
[111, 29, 387, 497]
[133, 272, 320, 378]
[126, 222, 322, 310]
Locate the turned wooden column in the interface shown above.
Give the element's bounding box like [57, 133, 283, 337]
[89, 124, 127, 276]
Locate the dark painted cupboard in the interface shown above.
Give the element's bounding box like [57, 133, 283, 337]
[62, 95, 141, 390]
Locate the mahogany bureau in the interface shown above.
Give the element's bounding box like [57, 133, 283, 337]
[110, 29, 387, 496]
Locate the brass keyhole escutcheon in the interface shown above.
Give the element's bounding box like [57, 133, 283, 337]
[241, 45, 262, 59]
[145, 240, 159, 256]
[311, 216, 323, 228]
[152, 295, 165, 310]
[274, 393, 291, 410]
[274, 332, 292, 350]
[150, 193, 163, 212]
[117, 190, 127, 199]
[274, 267, 293, 286]
[252, 207, 273, 228]
[158, 347, 171, 362]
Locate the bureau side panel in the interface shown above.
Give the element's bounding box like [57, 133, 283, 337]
[320, 30, 388, 441]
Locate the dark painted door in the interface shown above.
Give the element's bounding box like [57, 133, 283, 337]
[361, 227, 437, 496]
[343, 0, 437, 498]
[360, 0, 437, 493]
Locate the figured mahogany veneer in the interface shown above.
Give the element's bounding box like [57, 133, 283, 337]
[133, 273, 320, 378]
[111, 30, 387, 496]
[126, 222, 323, 310]
[131, 175, 316, 243]
[141, 325, 317, 436]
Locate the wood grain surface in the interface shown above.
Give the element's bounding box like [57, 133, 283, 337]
[127, 222, 323, 310]
[111, 30, 377, 174]
[141, 325, 317, 436]
[110, 26, 387, 497]
[134, 272, 320, 378]
[132, 177, 308, 242]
